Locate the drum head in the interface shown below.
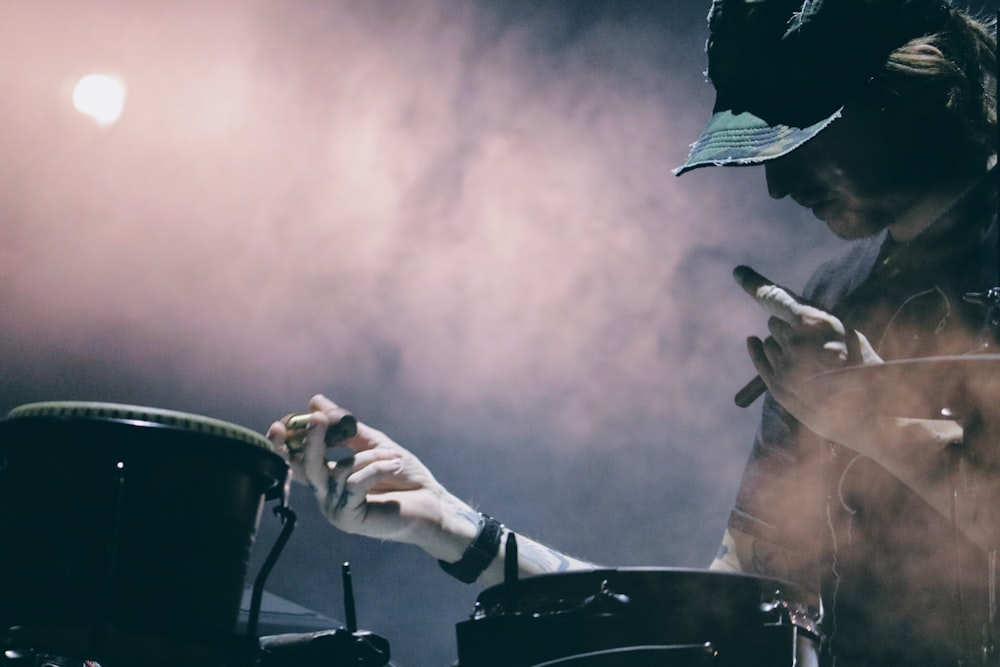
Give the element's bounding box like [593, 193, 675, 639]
[0, 401, 289, 666]
[456, 568, 821, 667]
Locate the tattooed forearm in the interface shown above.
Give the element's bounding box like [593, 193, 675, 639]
[517, 539, 573, 573]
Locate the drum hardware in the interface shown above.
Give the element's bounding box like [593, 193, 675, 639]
[963, 288, 1000, 349]
[256, 562, 390, 667]
[342, 563, 359, 634]
[759, 591, 822, 640]
[503, 532, 520, 615]
[245, 506, 298, 641]
[582, 581, 632, 615]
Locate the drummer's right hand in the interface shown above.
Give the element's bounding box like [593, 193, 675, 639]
[266, 394, 482, 561]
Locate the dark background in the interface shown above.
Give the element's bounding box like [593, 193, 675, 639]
[2, 2, 997, 665]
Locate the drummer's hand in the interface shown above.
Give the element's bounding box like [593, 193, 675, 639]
[734, 266, 883, 442]
[266, 395, 479, 558]
[735, 268, 976, 533]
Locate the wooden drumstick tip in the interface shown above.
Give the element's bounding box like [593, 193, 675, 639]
[285, 412, 358, 451]
[735, 375, 766, 408]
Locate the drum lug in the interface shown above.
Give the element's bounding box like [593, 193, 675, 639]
[760, 592, 823, 641]
[580, 579, 631, 614]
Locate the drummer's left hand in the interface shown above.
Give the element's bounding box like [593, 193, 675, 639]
[735, 267, 980, 535]
[734, 265, 883, 441]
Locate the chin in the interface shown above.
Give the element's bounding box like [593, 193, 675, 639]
[826, 215, 886, 240]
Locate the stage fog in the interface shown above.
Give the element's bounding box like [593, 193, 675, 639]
[0, 1, 863, 665]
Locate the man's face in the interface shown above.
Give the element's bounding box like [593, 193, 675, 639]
[763, 105, 925, 240]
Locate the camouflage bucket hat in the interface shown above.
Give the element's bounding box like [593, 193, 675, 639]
[674, 0, 953, 175]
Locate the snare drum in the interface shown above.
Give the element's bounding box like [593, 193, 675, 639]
[0, 401, 289, 667]
[455, 568, 821, 667]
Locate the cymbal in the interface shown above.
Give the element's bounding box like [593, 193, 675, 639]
[804, 354, 1000, 421]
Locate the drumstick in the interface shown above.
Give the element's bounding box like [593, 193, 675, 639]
[735, 375, 766, 408]
[732, 263, 774, 409]
[285, 412, 358, 452]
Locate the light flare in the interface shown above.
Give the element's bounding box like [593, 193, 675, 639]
[72, 73, 127, 127]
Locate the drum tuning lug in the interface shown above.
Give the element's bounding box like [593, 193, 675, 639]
[581, 580, 631, 612]
[760, 595, 793, 625]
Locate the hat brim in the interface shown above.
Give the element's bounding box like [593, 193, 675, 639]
[673, 107, 842, 176]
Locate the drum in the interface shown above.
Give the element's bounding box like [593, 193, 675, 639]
[0, 401, 289, 667]
[455, 568, 822, 667]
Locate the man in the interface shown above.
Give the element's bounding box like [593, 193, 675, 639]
[268, 0, 999, 664]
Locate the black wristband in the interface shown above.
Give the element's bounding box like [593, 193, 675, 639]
[438, 513, 503, 584]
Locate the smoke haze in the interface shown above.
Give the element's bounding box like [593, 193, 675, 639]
[4, 1, 970, 665]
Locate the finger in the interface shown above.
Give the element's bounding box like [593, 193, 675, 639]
[757, 286, 847, 336]
[845, 329, 882, 365]
[345, 456, 405, 500]
[748, 336, 799, 405]
[755, 284, 812, 324]
[309, 394, 354, 424]
[265, 420, 312, 494]
[760, 336, 787, 375]
[768, 316, 844, 359]
[746, 336, 776, 381]
[324, 443, 372, 487]
[821, 339, 851, 363]
[302, 411, 333, 491]
[266, 419, 299, 466]
[734, 266, 838, 329]
[266, 420, 288, 449]
[733, 265, 777, 297]
[766, 316, 796, 346]
[302, 394, 359, 443]
[322, 453, 403, 518]
[733, 267, 804, 321]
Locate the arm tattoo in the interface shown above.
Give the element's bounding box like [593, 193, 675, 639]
[518, 541, 572, 573]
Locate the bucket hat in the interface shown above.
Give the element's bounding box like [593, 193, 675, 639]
[674, 0, 953, 175]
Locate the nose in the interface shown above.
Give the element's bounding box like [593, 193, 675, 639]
[764, 155, 797, 200]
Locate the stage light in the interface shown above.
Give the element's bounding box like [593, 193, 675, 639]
[72, 73, 127, 127]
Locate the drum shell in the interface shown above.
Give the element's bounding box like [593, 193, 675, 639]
[0, 413, 288, 664]
[455, 568, 821, 667]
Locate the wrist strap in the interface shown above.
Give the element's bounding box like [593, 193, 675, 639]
[438, 513, 503, 583]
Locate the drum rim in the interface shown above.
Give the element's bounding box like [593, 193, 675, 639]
[5, 400, 272, 451]
[473, 566, 822, 636]
[478, 566, 814, 593]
